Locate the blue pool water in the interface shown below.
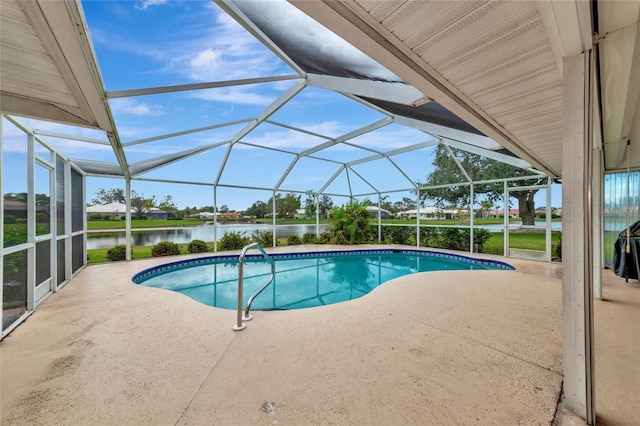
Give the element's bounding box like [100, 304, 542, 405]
[133, 249, 514, 311]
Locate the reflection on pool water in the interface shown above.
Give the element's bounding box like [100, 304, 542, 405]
[132, 249, 514, 311]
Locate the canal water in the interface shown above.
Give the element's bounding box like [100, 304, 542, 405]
[86, 221, 562, 249]
[87, 223, 328, 249]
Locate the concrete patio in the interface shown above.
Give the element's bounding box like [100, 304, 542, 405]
[1, 246, 638, 425]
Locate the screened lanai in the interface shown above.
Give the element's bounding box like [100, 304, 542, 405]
[1, 1, 640, 424]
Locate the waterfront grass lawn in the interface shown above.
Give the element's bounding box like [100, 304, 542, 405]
[483, 231, 561, 253]
[87, 242, 214, 264]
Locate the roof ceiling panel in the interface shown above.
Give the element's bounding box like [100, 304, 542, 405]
[1, 1, 80, 108]
[358, 97, 483, 136]
[1, 7, 49, 53]
[1, 0, 128, 181]
[227, 0, 403, 82]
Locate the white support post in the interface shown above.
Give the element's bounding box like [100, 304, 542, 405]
[125, 180, 132, 261]
[377, 193, 382, 243]
[0, 116, 4, 313]
[315, 194, 320, 238]
[213, 186, 217, 252]
[27, 134, 35, 311]
[546, 178, 552, 262]
[52, 156, 59, 292]
[561, 52, 596, 423]
[272, 191, 277, 247]
[469, 184, 474, 253]
[416, 190, 420, 247]
[82, 174, 87, 269]
[64, 161, 72, 282]
[503, 181, 509, 256]
[592, 148, 603, 300]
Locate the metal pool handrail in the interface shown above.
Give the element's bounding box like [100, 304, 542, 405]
[233, 242, 275, 331]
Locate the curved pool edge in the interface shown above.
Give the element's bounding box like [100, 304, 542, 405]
[132, 247, 515, 284]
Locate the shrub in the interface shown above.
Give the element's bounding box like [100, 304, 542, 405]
[16, 218, 27, 224]
[3, 215, 16, 224]
[473, 228, 491, 252]
[378, 226, 416, 245]
[36, 212, 49, 223]
[317, 231, 331, 244]
[106, 245, 127, 261]
[419, 227, 440, 247]
[441, 228, 468, 250]
[187, 239, 209, 253]
[302, 232, 316, 244]
[219, 231, 250, 251]
[250, 230, 273, 248]
[552, 235, 562, 261]
[287, 235, 301, 245]
[151, 241, 181, 257]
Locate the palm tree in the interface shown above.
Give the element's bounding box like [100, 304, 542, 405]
[480, 200, 494, 219]
[328, 199, 373, 244]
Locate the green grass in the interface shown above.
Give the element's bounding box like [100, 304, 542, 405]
[383, 218, 506, 225]
[482, 231, 561, 252]
[87, 241, 218, 264]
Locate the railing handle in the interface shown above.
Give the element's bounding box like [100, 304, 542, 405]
[233, 243, 274, 331]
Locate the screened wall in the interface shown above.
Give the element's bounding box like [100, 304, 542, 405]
[1, 116, 87, 336]
[604, 171, 640, 268]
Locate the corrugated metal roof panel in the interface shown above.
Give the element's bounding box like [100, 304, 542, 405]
[0, 0, 78, 106]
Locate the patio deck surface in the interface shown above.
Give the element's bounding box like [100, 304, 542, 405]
[1, 245, 638, 425]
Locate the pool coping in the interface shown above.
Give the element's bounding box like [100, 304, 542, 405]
[132, 247, 515, 283]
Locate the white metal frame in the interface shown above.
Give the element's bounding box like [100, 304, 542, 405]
[503, 182, 553, 262]
[1, 114, 89, 339]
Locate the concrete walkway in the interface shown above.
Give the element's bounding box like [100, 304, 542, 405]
[1, 246, 637, 425]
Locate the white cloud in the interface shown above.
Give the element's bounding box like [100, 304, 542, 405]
[238, 129, 323, 151]
[135, 0, 169, 11]
[89, 2, 290, 107]
[0, 118, 112, 156]
[169, 7, 287, 85]
[347, 127, 435, 151]
[110, 99, 165, 116]
[290, 121, 347, 139]
[238, 120, 352, 151]
[190, 88, 276, 106]
[186, 48, 222, 80]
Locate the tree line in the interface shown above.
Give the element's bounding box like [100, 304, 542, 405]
[245, 192, 334, 219]
[91, 188, 177, 219]
[89, 145, 556, 224]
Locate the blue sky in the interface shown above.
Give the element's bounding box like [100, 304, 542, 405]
[1, 0, 562, 211]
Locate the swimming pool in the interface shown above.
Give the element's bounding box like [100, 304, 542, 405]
[133, 249, 514, 311]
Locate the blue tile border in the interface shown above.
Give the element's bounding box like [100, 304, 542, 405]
[132, 248, 515, 284]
